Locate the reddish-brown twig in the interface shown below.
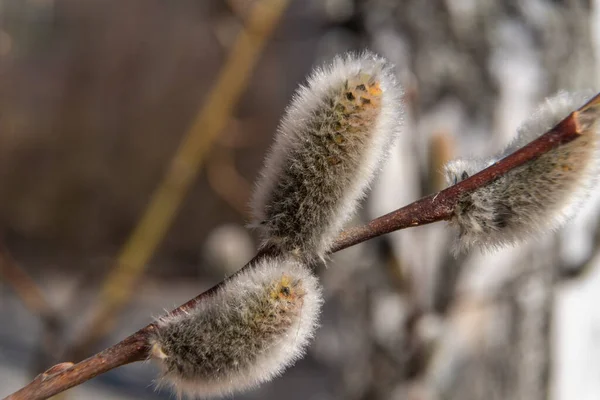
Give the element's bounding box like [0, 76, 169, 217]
[66, 0, 290, 363]
[5, 93, 600, 400]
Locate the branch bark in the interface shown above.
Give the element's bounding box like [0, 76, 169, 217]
[5, 92, 600, 400]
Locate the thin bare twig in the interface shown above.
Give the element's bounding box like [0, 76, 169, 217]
[331, 93, 599, 252]
[5, 93, 600, 400]
[206, 146, 252, 216]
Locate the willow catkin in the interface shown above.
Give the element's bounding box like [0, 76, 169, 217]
[149, 257, 322, 398]
[444, 90, 599, 253]
[251, 51, 404, 261]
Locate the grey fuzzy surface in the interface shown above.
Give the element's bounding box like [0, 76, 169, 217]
[251, 52, 404, 261]
[445, 91, 599, 253]
[149, 257, 322, 398]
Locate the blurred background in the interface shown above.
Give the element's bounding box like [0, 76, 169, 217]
[1, 0, 600, 399]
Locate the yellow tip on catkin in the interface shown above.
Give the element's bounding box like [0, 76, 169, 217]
[149, 257, 322, 398]
[251, 51, 405, 261]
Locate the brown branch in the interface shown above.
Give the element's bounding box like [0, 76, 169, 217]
[331, 92, 598, 252]
[5, 93, 600, 400]
[6, 331, 149, 400]
[65, 0, 290, 363]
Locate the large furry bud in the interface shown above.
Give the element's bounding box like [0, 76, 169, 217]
[149, 257, 322, 398]
[444, 90, 600, 253]
[251, 51, 404, 261]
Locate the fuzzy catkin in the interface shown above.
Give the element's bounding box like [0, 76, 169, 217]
[251, 51, 404, 261]
[444, 90, 599, 253]
[149, 257, 323, 398]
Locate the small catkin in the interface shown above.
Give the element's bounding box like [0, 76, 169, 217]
[251, 51, 404, 261]
[444, 90, 599, 253]
[149, 257, 323, 398]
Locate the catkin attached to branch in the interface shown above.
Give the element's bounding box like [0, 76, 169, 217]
[444, 90, 600, 253]
[149, 257, 322, 398]
[251, 51, 405, 262]
[149, 51, 404, 399]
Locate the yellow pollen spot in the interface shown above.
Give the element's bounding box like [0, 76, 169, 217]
[561, 164, 573, 172]
[151, 342, 168, 360]
[368, 81, 382, 96]
[271, 275, 293, 300]
[333, 133, 345, 144]
[280, 275, 291, 287]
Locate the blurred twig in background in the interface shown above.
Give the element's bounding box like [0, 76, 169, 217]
[207, 145, 252, 216]
[427, 132, 455, 192]
[66, 0, 290, 361]
[2, 1, 600, 399]
[0, 242, 63, 374]
[6, 93, 599, 400]
[0, 242, 52, 318]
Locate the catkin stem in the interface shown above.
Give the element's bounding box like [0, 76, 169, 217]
[6, 92, 599, 400]
[334, 92, 600, 251]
